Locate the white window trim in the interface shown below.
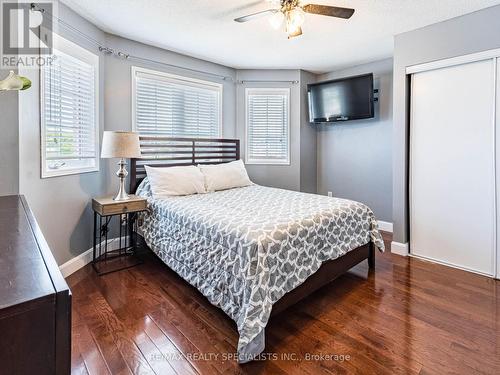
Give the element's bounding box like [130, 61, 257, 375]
[40, 33, 100, 178]
[131, 66, 223, 137]
[245, 87, 291, 165]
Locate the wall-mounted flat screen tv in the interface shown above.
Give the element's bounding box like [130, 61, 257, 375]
[308, 73, 374, 123]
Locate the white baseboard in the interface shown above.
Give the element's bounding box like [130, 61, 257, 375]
[59, 237, 128, 278]
[391, 241, 409, 256]
[59, 247, 94, 278]
[377, 221, 393, 233]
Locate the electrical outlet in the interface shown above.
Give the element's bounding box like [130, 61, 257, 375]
[327, 191, 333, 197]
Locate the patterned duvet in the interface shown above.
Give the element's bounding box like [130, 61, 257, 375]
[136, 180, 384, 362]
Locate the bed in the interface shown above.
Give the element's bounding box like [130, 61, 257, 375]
[131, 136, 385, 363]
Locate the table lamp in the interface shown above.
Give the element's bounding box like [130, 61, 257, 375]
[101, 131, 141, 201]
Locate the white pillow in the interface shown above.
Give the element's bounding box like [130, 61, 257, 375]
[199, 160, 252, 192]
[145, 165, 206, 198]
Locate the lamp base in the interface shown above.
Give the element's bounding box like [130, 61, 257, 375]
[113, 192, 131, 201]
[113, 158, 130, 201]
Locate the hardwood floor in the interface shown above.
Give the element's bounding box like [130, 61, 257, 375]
[68, 232, 500, 374]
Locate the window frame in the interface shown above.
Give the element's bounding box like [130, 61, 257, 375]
[131, 66, 223, 138]
[245, 87, 291, 165]
[40, 34, 100, 178]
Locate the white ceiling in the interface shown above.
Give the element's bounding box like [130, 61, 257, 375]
[61, 0, 500, 73]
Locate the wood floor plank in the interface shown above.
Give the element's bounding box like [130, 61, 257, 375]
[150, 301, 246, 374]
[132, 329, 178, 375]
[141, 316, 199, 375]
[68, 232, 500, 375]
[86, 291, 156, 375]
[71, 354, 89, 375]
[266, 321, 353, 375]
[74, 323, 111, 375]
[148, 311, 223, 374]
[285, 310, 420, 375]
[73, 277, 155, 375]
[71, 327, 90, 375]
[146, 267, 239, 347]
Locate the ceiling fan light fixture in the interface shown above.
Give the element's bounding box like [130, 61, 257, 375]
[269, 11, 285, 30]
[234, 1, 355, 39]
[287, 26, 302, 39]
[288, 7, 305, 29]
[285, 7, 304, 38]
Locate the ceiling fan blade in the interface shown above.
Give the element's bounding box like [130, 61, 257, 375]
[234, 9, 278, 23]
[302, 4, 355, 19]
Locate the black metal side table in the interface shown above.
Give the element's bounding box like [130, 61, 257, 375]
[91, 195, 147, 275]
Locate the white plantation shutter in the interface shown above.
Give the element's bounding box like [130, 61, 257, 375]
[41, 35, 99, 177]
[133, 68, 222, 138]
[246, 88, 290, 164]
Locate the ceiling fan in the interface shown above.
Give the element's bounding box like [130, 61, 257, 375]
[234, 0, 355, 39]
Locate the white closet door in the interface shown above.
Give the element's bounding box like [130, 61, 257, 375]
[410, 59, 496, 276]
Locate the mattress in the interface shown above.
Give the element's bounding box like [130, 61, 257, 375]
[136, 180, 384, 362]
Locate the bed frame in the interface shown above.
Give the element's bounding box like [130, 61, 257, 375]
[130, 136, 375, 316]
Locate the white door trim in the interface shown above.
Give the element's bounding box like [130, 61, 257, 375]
[496, 57, 500, 279]
[406, 47, 500, 74]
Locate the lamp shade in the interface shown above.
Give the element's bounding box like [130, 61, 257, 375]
[101, 131, 141, 159]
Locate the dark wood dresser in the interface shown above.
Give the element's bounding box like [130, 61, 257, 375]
[0, 195, 71, 375]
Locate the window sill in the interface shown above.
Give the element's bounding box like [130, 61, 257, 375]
[245, 160, 291, 166]
[41, 167, 99, 179]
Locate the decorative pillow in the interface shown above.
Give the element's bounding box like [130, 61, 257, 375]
[145, 165, 206, 198]
[199, 159, 252, 192]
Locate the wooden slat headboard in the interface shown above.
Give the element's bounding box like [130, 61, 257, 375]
[130, 136, 240, 192]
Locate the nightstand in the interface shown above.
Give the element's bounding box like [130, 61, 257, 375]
[91, 195, 147, 275]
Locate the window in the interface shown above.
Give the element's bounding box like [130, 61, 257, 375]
[132, 67, 222, 138]
[41, 35, 99, 178]
[245, 88, 290, 164]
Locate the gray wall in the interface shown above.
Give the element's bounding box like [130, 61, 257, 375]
[0, 68, 19, 195]
[18, 3, 107, 265]
[103, 33, 237, 196]
[299, 70, 318, 194]
[317, 58, 393, 222]
[236, 69, 302, 191]
[393, 4, 500, 243]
